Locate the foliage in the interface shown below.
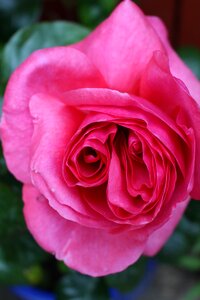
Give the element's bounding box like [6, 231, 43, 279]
[0, 21, 90, 91]
[77, 0, 119, 28]
[105, 257, 146, 293]
[0, 0, 42, 43]
[178, 47, 200, 79]
[183, 283, 200, 300]
[57, 271, 108, 300]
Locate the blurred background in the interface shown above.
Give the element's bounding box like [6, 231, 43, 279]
[0, 0, 200, 300]
[1, 0, 200, 47]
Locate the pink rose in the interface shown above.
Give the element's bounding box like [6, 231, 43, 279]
[1, 0, 200, 276]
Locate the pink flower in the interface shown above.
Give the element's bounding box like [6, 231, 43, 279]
[1, 0, 200, 276]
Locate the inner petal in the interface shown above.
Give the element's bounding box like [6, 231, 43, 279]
[128, 132, 143, 160]
[82, 147, 100, 163]
[77, 147, 102, 178]
[63, 122, 117, 187]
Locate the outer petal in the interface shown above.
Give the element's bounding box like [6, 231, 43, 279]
[23, 184, 146, 276]
[148, 16, 200, 105]
[140, 52, 200, 199]
[29, 93, 115, 229]
[75, 0, 164, 92]
[0, 47, 106, 184]
[144, 197, 190, 256]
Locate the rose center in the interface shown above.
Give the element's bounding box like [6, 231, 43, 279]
[82, 147, 100, 163]
[131, 140, 142, 154]
[77, 147, 102, 176]
[128, 133, 143, 160]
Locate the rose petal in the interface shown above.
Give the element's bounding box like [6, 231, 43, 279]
[29, 93, 113, 229]
[0, 47, 106, 183]
[148, 16, 200, 105]
[139, 52, 200, 198]
[75, 0, 164, 92]
[23, 184, 146, 276]
[107, 145, 141, 217]
[63, 122, 117, 187]
[63, 88, 191, 176]
[144, 197, 190, 255]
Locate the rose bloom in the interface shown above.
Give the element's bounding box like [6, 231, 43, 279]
[1, 0, 200, 276]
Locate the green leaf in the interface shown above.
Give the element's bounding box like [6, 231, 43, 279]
[57, 262, 71, 274]
[1, 231, 48, 267]
[192, 238, 200, 255]
[0, 0, 42, 43]
[56, 271, 108, 300]
[0, 180, 50, 285]
[0, 96, 3, 116]
[0, 247, 45, 285]
[0, 45, 4, 115]
[159, 210, 200, 270]
[24, 265, 44, 285]
[77, 0, 118, 28]
[99, 0, 119, 12]
[159, 230, 189, 263]
[178, 47, 200, 79]
[0, 144, 17, 183]
[1, 21, 90, 85]
[178, 256, 200, 271]
[0, 248, 28, 284]
[179, 217, 200, 237]
[185, 200, 200, 223]
[105, 257, 146, 293]
[183, 283, 200, 300]
[0, 182, 24, 237]
[0, 181, 48, 270]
